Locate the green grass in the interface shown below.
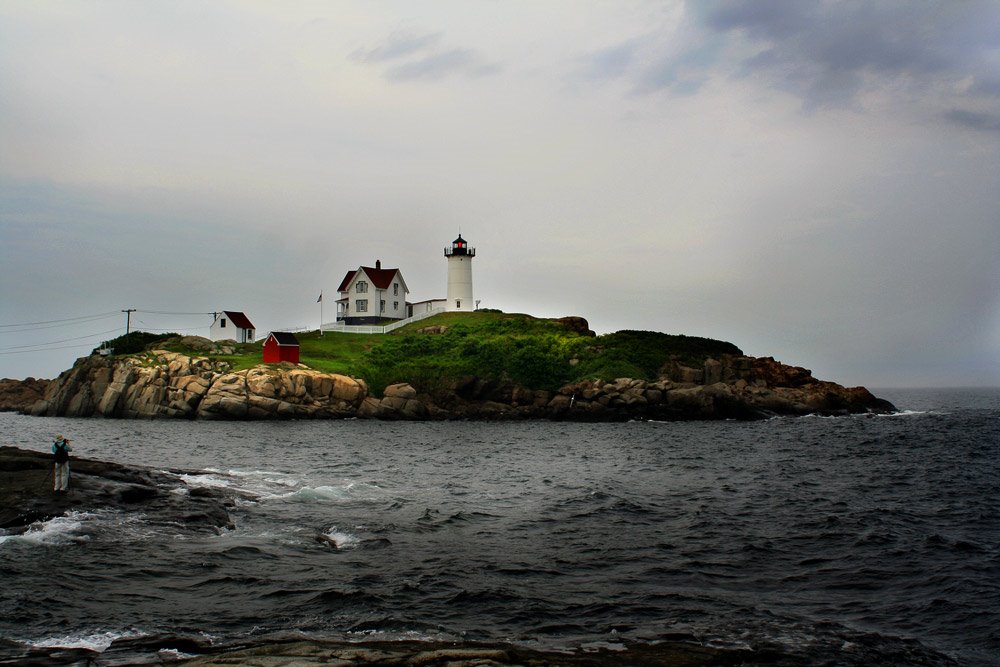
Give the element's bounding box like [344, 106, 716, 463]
[102, 312, 743, 396]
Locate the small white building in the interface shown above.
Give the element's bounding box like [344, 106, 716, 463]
[336, 260, 410, 325]
[210, 311, 256, 343]
[409, 298, 447, 317]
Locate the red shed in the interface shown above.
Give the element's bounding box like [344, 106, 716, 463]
[262, 332, 300, 364]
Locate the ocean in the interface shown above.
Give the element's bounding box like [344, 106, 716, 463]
[1, 387, 997, 665]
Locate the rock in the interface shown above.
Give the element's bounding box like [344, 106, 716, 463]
[751, 356, 814, 387]
[703, 358, 723, 385]
[17, 347, 895, 423]
[29, 352, 369, 421]
[416, 325, 449, 334]
[383, 382, 417, 399]
[0, 446, 234, 534]
[556, 316, 596, 337]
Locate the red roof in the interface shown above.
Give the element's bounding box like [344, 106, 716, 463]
[337, 266, 403, 293]
[223, 311, 255, 329]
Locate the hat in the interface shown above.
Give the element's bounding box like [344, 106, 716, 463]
[55, 434, 64, 441]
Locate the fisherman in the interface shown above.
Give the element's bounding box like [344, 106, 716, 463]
[52, 435, 73, 492]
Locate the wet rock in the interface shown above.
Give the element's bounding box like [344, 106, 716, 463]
[0, 446, 235, 534]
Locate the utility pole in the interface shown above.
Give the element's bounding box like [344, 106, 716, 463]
[122, 308, 136, 335]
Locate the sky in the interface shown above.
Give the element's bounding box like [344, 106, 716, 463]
[1, 0, 998, 388]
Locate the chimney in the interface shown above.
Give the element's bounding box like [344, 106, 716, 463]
[376, 259, 381, 269]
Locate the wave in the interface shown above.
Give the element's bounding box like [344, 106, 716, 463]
[319, 527, 360, 550]
[0, 510, 150, 547]
[876, 409, 929, 417]
[28, 628, 147, 653]
[275, 481, 382, 503]
[167, 469, 383, 505]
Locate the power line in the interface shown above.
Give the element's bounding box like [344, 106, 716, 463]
[0, 311, 121, 329]
[138, 326, 205, 333]
[0, 313, 122, 335]
[0, 327, 122, 352]
[135, 310, 216, 316]
[0, 342, 98, 356]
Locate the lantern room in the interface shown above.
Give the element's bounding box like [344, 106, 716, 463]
[444, 234, 476, 258]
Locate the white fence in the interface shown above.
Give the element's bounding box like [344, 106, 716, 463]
[317, 307, 447, 335]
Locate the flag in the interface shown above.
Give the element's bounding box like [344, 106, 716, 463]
[317, 292, 323, 303]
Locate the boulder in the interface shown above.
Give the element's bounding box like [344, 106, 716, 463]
[556, 316, 596, 337]
[383, 382, 417, 399]
[0, 377, 50, 412]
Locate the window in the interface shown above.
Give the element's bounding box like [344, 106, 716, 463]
[393, 283, 399, 296]
[356, 299, 368, 312]
[220, 319, 226, 328]
[456, 300, 461, 309]
[380, 300, 385, 312]
[356, 281, 368, 293]
[393, 301, 399, 310]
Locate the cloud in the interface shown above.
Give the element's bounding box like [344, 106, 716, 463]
[350, 32, 442, 63]
[698, 0, 1000, 110]
[582, 1, 1000, 122]
[945, 108, 1000, 133]
[386, 48, 500, 82]
[582, 41, 640, 81]
[351, 31, 501, 82]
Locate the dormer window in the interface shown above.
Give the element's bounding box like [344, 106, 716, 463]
[356, 281, 368, 293]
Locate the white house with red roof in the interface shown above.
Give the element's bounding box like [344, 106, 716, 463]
[210, 311, 256, 343]
[336, 260, 410, 325]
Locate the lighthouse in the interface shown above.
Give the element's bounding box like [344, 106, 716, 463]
[444, 234, 475, 312]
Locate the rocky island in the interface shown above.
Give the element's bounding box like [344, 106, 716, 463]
[0, 313, 895, 421]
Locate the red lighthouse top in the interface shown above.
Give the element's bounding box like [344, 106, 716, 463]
[444, 234, 476, 257]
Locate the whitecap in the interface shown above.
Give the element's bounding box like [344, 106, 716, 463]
[0, 510, 155, 547]
[175, 472, 241, 491]
[30, 628, 146, 652]
[875, 409, 928, 417]
[0, 511, 94, 546]
[168, 468, 302, 499]
[158, 647, 198, 659]
[279, 485, 360, 502]
[321, 527, 360, 549]
[272, 481, 382, 503]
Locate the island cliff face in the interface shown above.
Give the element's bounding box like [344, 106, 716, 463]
[10, 347, 894, 421]
[25, 352, 367, 420]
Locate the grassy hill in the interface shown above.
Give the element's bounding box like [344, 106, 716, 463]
[102, 312, 742, 396]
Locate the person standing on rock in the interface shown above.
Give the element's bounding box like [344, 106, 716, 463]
[52, 435, 72, 492]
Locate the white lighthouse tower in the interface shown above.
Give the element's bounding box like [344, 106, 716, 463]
[444, 234, 475, 312]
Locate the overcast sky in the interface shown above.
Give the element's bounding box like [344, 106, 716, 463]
[2, 1, 998, 388]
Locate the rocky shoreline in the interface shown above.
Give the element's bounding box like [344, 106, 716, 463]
[0, 446, 237, 536]
[0, 344, 895, 422]
[0, 634, 797, 666]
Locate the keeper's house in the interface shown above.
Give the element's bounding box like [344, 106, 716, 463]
[336, 260, 409, 325]
[262, 332, 300, 364]
[210, 311, 256, 343]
